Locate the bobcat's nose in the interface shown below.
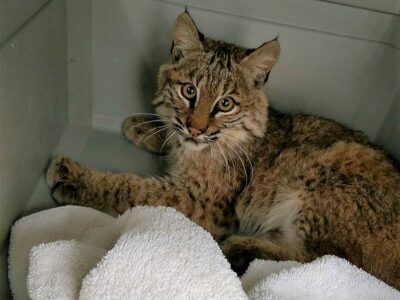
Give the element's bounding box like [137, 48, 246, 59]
[188, 127, 202, 138]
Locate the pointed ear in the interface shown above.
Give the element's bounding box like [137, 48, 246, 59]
[240, 39, 280, 87]
[171, 12, 203, 62]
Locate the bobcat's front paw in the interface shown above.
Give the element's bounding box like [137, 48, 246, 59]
[122, 115, 167, 154]
[46, 157, 84, 205]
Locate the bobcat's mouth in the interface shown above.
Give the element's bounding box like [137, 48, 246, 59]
[184, 136, 200, 144]
[177, 134, 208, 151]
[171, 119, 214, 151]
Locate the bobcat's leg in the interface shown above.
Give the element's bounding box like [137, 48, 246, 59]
[46, 157, 195, 216]
[122, 115, 170, 154]
[220, 235, 304, 275]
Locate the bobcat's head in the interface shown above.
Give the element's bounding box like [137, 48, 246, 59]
[155, 12, 280, 151]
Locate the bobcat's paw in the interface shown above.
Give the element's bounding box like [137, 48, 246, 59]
[46, 157, 83, 205]
[122, 115, 167, 154]
[122, 116, 155, 145]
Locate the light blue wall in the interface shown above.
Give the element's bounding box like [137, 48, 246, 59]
[377, 90, 400, 161]
[0, 0, 68, 297]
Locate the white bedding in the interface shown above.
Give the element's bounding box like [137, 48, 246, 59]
[8, 205, 400, 299]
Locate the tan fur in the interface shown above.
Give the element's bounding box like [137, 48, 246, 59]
[46, 12, 400, 289]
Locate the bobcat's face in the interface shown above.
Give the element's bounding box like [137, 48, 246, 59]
[161, 51, 264, 151]
[155, 13, 280, 152]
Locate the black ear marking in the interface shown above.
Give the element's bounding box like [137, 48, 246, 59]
[242, 37, 280, 87]
[180, 9, 204, 42]
[185, 9, 205, 42]
[252, 71, 270, 88]
[264, 71, 271, 83]
[171, 42, 184, 63]
[243, 40, 270, 58]
[197, 30, 205, 42]
[244, 48, 256, 57]
[244, 42, 273, 85]
[170, 10, 204, 63]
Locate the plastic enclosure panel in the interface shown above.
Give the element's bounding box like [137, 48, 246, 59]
[0, 0, 48, 44]
[0, 0, 67, 297]
[321, 0, 400, 14]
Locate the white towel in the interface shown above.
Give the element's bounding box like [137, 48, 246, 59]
[9, 205, 246, 300]
[28, 241, 106, 300]
[9, 205, 399, 299]
[79, 206, 246, 300]
[243, 257, 400, 300]
[8, 206, 115, 300]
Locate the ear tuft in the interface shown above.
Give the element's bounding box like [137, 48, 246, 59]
[240, 39, 280, 87]
[171, 12, 203, 62]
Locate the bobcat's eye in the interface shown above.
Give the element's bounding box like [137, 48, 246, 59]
[181, 83, 197, 100]
[217, 97, 235, 112]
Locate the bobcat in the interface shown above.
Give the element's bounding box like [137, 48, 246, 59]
[46, 12, 400, 288]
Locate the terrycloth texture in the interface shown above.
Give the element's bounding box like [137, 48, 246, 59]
[78, 207, 245, 299]
[9, 205, 246, 300]
[28, 241, 106, 299]
[8, 206, 115, 300]
[243, 257, 400, 300]
[9, 205, 400, 299]
[241, 260, 301, 293]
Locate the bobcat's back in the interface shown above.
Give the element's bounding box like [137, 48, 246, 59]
[236, 109, 400, 288]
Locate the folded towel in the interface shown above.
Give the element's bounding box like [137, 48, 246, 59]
[9, 206, 246, 300]
[243, 257, 400, 300]
[9, 206, 115, 300]
[79, 206, 246, 300]
[28, 241, 106, 299]
[9, 205, 399, 299]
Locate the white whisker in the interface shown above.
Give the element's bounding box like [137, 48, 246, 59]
[222, 139, 249, 185]
[142, 125, 170, 143]
[159, 130, 176, 154]
[128, 119, 167, 130]
[127, 112, 169, 120]
[139, 125, 169, 143]
[229, 138, 254, 182]
[222, 140, 237, 183]
[216, 142, 231, 185]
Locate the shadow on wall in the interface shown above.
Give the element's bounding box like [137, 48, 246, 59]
[121, 2, 172, 113]
[350, 43, 400, 143]
[136, 12, 168, 111]
[376, 89, 400, 161]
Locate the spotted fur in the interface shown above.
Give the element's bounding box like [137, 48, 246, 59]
[47, 12, 400, 288]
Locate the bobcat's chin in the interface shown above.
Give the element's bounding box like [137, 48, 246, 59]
[178, 135, 209, 151]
